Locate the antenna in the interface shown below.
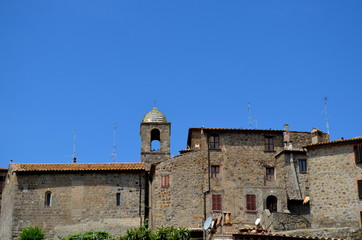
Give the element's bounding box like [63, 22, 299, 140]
[248, 102, 258, 129]
[323, 97, 330, 135]
[154, 99, 157, 108]
[72, 129, 77, 163]
[111, 124, 117, 162]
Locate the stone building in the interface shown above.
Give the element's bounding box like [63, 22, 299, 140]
[0, 168, 7, 213]
[148, 123, 328, 233]
[3, 107, 362, 239]
[0, 162, 146, 240]
[306, 136, 362, 230]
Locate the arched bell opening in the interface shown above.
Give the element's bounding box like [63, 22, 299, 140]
[150, 129, 161, 151]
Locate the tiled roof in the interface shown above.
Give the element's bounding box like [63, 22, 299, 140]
[11, 162, 145, 172]
[0, 168, 8, 171]
[189, 127, 284, 132]
[232, 231, 346, 240]
[306, 136, 362, 148]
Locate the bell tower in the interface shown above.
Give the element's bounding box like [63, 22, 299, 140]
[140, 107, 171, 166]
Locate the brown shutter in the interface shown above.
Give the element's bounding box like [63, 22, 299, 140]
[212, 194, 222, 211]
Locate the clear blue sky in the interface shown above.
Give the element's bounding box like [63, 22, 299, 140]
[1, 1, 361, 168]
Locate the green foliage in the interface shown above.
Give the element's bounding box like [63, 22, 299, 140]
[120, 225, 156, 240]
[19, 226, 45, 240]
[61, 231, 113, 240]
[119, 225, 190, 240]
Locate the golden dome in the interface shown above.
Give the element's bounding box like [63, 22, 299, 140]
[142, 107, 167, 123]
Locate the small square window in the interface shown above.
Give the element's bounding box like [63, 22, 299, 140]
[266, 167, 274, 181]
[264, 137, 274, 151]
[212, 194, 222, 211]
[209, 135, 220, 149]
[161, 175, 170, 188]
[211, 166, 221, 179]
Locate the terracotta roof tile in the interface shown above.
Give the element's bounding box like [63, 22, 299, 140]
[11, 162, 145, 172]
[189, 127, 284, 132]
[306, 136, 362, 148]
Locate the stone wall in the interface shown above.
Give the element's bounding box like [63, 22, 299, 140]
[261, 211, 310, 231]
[308, 144, 362, 229]
[141, 122, 171, 166]
[0, 169, 8, 213]
[0, 169, 146, 240]
[151, 128, 319, 232]
[150, 150, 206, 229]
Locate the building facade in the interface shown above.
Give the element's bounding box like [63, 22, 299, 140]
[0, 163, 146, 240]
[307, 137, 362, 229]
[2, 107, 362, 239]
[149, 125, 328, 232]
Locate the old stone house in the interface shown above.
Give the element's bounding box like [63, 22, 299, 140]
[148, 124, 328, 232]
[0, 168, 7, 213]
[0, 162, 146, 240]
[306, 136, 362, 230]
[2, 107, 361, 239]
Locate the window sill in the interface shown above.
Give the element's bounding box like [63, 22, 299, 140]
[264, 150, 276, 153]
[246, 210, 257, 213]
[209, 148, 221, 151]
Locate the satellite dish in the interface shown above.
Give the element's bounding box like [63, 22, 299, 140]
[255, 218, 261, 226]
[203, 217, 212, 230]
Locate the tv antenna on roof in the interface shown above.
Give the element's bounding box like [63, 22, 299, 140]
[248, 102, 258, 129]
[323, 97, 330, 135]
[70, 129, 77, 163]
[111, 124, 117, 162]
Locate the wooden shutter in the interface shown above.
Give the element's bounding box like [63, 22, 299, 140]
[161, 175, 169, 188]
[246, 194, 256, 211]
[212, 194, 222, 211]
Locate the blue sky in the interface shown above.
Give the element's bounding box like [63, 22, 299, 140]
[1, 1, 361, 168]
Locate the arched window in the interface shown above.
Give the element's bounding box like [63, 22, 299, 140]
[266, 195, 277, 213]
[45, 191, 52, 206]
[150, 129, 161, 151]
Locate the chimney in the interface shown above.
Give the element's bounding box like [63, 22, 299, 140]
[311, 128, 322, 144]
[283, 124, 291, 149]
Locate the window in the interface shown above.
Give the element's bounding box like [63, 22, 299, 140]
[266, 167, 274, 181]
[45, 192, 52, 206]
[355, 145, 362, 164]
[246, 194, 256, 211]
[358, 180, 362, 199]
[264, 137, 274, 151]
[212, 194, 222, 211]
[211, 165, 221, 179]
[305, 187, 310, 196]
[116, 193, 121, 206]
[299, 159, 307, 173]
[209, 135, 220, 149]
[161, 175, 170, 188]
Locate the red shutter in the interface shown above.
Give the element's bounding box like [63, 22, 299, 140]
[246, 194, 256, 211]
[161, 175, 169, 188]
[212, 194, 222, 211]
